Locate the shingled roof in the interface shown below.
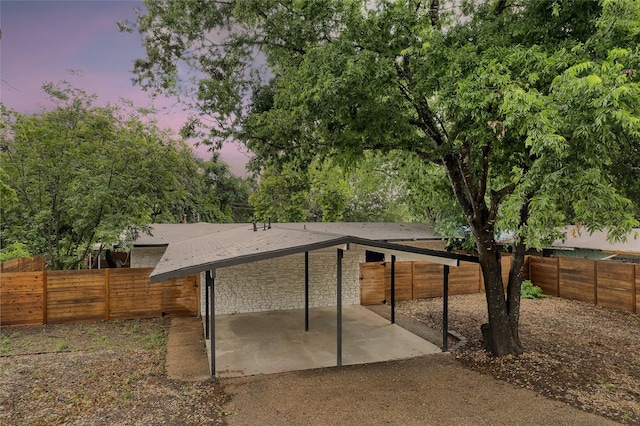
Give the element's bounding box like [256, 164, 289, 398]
[133, 223, 244, 246]
[551, 227, 640, 255]
[148, 222, 478, 283]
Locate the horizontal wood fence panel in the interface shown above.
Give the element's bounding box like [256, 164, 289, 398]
[0, 256, 45, 273]
[597, 262, 635, 312]
[48, 303, 106, 323]
[384, 261, 413, 302]
[636, 265, 639, 314]
[529, 257, 559, 296]
[46, 270, 106, 323]
[1, 268, 199, 326]
[0, 272, 43, 295]
[359, 254, 638, 317]
[450, 262, 480, 295]
[108, 268, 163, 320]
[0, 272, 44, 326]
[162, 275, 199, 317]
[413, 263, 444, 299]
[522, 257, 530, 281]
[360, 263, 386, 305]
[501, 256, 512, 288]
[558, 258, 596, 304]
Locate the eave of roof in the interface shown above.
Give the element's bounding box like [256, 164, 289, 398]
[149, 226, 477, 283]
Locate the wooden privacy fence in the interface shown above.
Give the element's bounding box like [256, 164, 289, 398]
[360, 255, 639, 314]
[1, 268, 200, 327]
[529, 257, 639, 313]
[360, 256, 512, 305]
[0, 256, 45, 273]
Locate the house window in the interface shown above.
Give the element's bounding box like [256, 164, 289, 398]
[365, 250, 385, 262]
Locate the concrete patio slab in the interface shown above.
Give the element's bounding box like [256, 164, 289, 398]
[166, 317, 211, 381]
[208, 305, 440, 378]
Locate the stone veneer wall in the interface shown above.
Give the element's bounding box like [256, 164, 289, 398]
[130, 246, 167, 268]
[200, 247, 364, 315]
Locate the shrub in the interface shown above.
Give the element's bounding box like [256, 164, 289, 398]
[521, 280, 545, 299]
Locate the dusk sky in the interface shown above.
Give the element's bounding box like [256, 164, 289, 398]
[0, 0, 250, 175]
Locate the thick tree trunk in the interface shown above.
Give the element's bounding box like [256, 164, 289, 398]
[506, 241, 526, 350]
[476, 230, 523, 356]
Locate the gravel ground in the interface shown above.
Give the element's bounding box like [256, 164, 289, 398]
[223, 353, 616, 426]
[1, 294, 638, 425]
[397, 294, 640, 424]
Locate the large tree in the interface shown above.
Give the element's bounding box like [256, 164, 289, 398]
[249, 153, 418, 222]
[127, 0, 640, 355]
[0, 83, 203, 269]
[196, 153, 255, 223]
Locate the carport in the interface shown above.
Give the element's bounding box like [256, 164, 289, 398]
[150, 223, 478, 377]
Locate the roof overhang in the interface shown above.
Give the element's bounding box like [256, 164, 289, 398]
[149, 227, 478, 283]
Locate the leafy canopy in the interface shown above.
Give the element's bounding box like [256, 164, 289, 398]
[0, 82, 248, 269]
[128, 0, 639, 247]
[128, 0, 640, 355]
[249, 153, 418, 223]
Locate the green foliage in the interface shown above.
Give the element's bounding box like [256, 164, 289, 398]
[143, 330, 168, 350]
[249, 153, 418, 223]
[0, 81, 247, 269]
[521, 280, 545, 300]
[129, 0, 639, 244]
[0, 241, 30, 262]
[249, 164, 310, 222]
[181, 153, 254, 224]
[129, 0, 640, 355]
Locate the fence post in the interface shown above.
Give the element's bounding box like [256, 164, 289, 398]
[104, 269, 110, 321]
[411, 261, 415, 300]
[42, 269, 47, 325]
[633, 265, 637, 314]
[556, 257, 560, 297]
[593, 260, 598, 307]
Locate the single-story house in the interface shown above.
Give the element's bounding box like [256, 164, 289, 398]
[132, 222, 452, 316]
[134, 221, 479, 376]
[544, 226, 640, 263]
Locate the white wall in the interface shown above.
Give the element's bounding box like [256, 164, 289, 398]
[130, 246, 167, 269]
[200, 247, 364, 315]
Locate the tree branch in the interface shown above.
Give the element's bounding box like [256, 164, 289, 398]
[489, 182, 516, 224]
[478, 140, 492, 205]
[429, 0, 441, 29]
[494, 0, 509, 16]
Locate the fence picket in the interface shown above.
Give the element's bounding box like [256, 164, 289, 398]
[1, 268, 198, 326]
[360, 255, 640, 316]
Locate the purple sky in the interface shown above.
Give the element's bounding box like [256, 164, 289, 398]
[0, 0, 249, 175]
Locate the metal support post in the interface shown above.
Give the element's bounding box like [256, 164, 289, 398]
[337, 248, 343, 367]
[205, 271, 211, 339]
[305, 251, 309, 331]
[209, 269, 216, 377]
[391, 254, 396, 324]
[443, 265, 449, 352]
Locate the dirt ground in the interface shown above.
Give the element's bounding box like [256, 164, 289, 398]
[0, 318, 228, 425]
[223, 353, 616, 426]
[1, 294, 639, 425]
[398, 294, 640, 424]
